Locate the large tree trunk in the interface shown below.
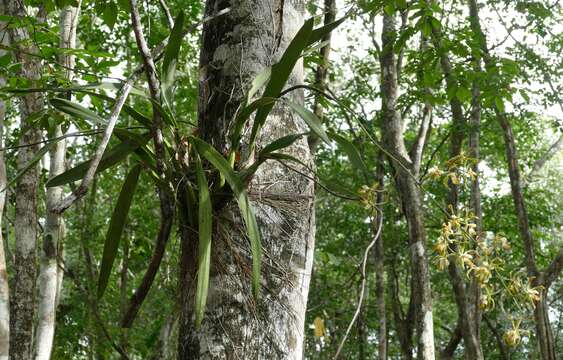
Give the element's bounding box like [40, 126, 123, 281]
[0, 7, 9, 357]
[178, 1, 314, 358]
[34, 4, 80, 359]
[467, 1, 558, 359]
[4, 1, 44, 359]
[379, 13, 435, 360]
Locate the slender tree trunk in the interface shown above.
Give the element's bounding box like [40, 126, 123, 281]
[178, 1, 315, 358]
[468, 34, 484, 349]
[467, 1, 557, 359]
[0, 7, 9, 356]
[34, 4, 80, 359]
[4, 1, 44, 358]
[428, 7, 484, 357]
[310, 0, 335, 151]
[388, 258, 414, 359]
[374, 155, 387, 360]
[379, 12, 435, 360]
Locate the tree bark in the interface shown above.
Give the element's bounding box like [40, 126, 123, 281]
[34, 4, 80, 360]
[0, 6, 9, 356]
[178, 1, 315, 358]
[429, 4, 484, 357]
[374, 154, 387, 360]
[467, 1, 558, 359]
[309, 0, 335, 152]
[379, 12, 435, 360]
[3, 1, 44, 359]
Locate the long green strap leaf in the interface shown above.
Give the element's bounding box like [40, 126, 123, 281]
[329, 132, 369, 176]
[259, 133, 306, 157]
[249, 18, 315, 148]
[307, 16, 346, 46]
[195, 156, 212, 328]
[162, 11, 185, 100]
[230, 97, 277, 149]
[50, 98, 105, 125]
[46, 132, 151, 187]
[81, 90, 152, 128]
[284, 100, 330, 144]
[97, 164, 142, 299]
[190, 136, 262, 298]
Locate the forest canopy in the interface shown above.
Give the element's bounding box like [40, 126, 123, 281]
[0, 0, 561, 359]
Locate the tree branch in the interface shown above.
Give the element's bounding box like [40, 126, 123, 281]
[52, 79, 134, 214]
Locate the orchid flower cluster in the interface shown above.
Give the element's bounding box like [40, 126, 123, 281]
[429, 153, 543, 347]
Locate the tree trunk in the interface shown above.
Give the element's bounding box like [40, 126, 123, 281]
[178, 1, 314, 358]
[379, 12, 435, 360]
[467, 1, 557, 358]
[34, 4, 80, 359]
[4, 1, 44, 358]
[374, 154, 387, 360]
[309, 0, 335, 151]
[429, 4, 483, 357]
[0, 6, 9, 356]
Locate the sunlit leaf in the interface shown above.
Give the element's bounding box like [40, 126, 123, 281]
[46, 132, 151, 187]
[190, 136, 262, 298]
[195, 156, 212, 328]
[250, 18, 315, 148]
[284, 100, 330, 144]
[50, 98, 104, 125]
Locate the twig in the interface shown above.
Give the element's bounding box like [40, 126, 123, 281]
[333, 210, 383, 359]
[118, 0, 177, 329]
[158, 0, 174, 29]
[52, 79, 134, 214]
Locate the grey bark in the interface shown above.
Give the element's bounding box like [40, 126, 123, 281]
[374, 155, 387, 360]
[34, 4, 80, 359]
[430, 5, 483, 358]
[467, 1, 559, 359]
[309, 0, 336, 152]
[179, 1, 315, 358]
[4, 1, 44, 359]
[0, 4, 10, 359]
[379, 12, 435, 360]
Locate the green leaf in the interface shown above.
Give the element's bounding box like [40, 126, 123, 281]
[50, 98, 104, 125]
[190, 136, 262, 298]
[247, 67, 272, 103]
[97, 164, 142, 299]
[259, 133, 306, 157]
[46, 133, 151, 187]
[230, 97, 277, 149]
[329, 132, 369, 176]
[250, 18, 315, 148]
[195, 156, 212, 329]
[307, 16, 346, 46]
[81, 90, 152, 128]
[284, 100, 330, 144]
[1, 142, 55, 193]
[162, 11, 185, 96]
[102, 2, 118, 29]
[455, 86, 472, 103]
